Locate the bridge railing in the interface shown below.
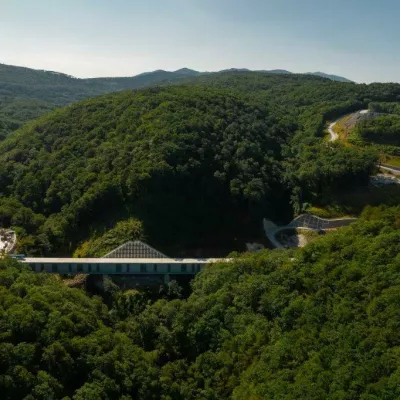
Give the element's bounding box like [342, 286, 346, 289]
[22, 258, 225, 275]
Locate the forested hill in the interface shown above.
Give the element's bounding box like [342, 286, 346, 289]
[308, 71, 353, 82]
[1, 73, 400, 256]
[0, 63, 353, 139]
[0, 206, 399, 399]
[0, 64, 196, 139]
[0, 63, 194, 105]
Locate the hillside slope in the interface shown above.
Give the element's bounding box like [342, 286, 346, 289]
[1, 73, 399, 255]
[0, 64, 199, 138]
[0, 85, 293, 255]
[308, 71, 353, 82]
[0, 206, 399, 399]
[0, 63, 354, 138]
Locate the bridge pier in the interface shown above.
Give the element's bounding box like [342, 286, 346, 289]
[164, 274, 170, 285]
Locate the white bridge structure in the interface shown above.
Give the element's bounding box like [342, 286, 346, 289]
[22, 241, 225, 277]
[264, 214, 357, 249]
[23, 257, 220, 275]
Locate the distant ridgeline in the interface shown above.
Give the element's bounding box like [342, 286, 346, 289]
[0, 69, 400, 256]
[1, 63, 351, 139]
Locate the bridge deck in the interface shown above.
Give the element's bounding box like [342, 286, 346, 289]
[23, 257, 225, 275]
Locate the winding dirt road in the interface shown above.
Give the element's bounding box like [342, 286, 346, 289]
[328, 120, 339, 141]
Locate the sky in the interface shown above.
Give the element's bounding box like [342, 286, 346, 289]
[1, 0, 399, 83]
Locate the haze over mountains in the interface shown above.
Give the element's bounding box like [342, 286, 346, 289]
[1, 62, 353, 85]
[217, 68, 353, 83]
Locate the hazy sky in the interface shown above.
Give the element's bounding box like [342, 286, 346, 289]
[1, 0, 399, 83]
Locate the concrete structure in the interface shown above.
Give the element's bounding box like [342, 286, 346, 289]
[264, 214, 357, 249]
[103, 241, 167, 258]
[379, 164, 400, 175]
[22, 257, 222, 275]
[289, 214, 357, 230]
[20, 240, 228, 286]
[370, 174, 400, 186]
[0, 230, 17, 254]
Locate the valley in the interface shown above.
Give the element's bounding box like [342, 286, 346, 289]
[2, 0, 400, 396]
[0, 63, 399, 400]
[2, 69, 399, 257]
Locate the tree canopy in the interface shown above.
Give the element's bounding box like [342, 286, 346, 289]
[0, 206, 399, 399]
[356, 115, 400, 148]
[2, 72, 398, 256]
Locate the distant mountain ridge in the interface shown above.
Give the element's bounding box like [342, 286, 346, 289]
[0, 62, 352, 139]
[173, 68, 201, 76]
[307, 72, 353, 83]
[150, 67, 352, 82]
[0, 62, 353, 84]
[216, 68, 352, 82]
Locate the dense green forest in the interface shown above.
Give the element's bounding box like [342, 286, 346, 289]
[0, 98, 53, 141]
[0, 63, 200, 139]
[0, 85, 296, 255]
[0, 63, 373, 139]
[0, 63, 198, 106]
[369, 102, 400, 115]
[1, 65, 400, 400]
[0, 206, 399, 399]
[356, 115, 400, 146]
[1, 72, 400, 255]
[347, 102, 400, 159]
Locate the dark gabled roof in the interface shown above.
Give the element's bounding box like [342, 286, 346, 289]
[103, 241, 167, 259]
